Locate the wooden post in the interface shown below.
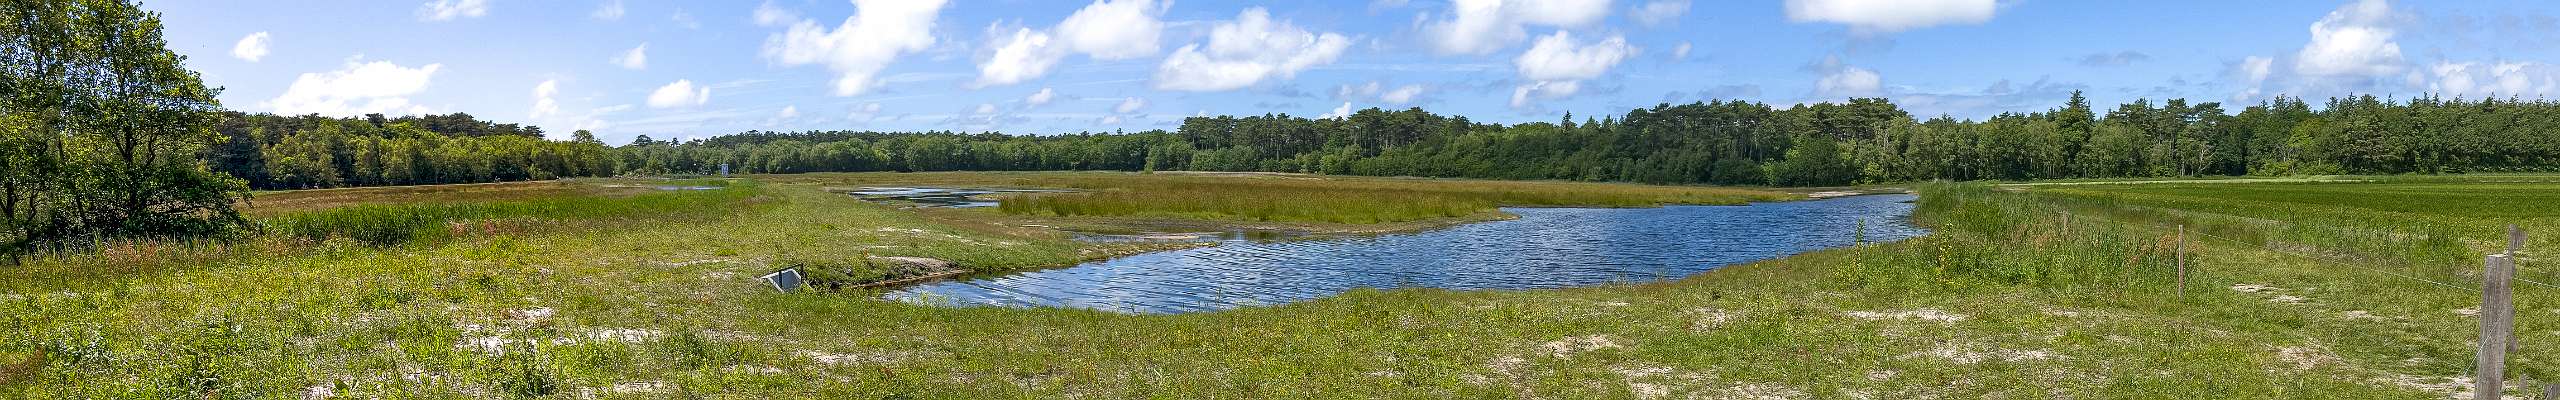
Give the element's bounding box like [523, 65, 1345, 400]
[2544, 382, 2557, 400]
[2177, 225, 2187, 299]
[2481, 253, 2517, 400]
[2513, 225, 2527, 354]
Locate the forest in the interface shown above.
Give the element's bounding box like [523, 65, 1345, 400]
[610, 92, 2560, 187]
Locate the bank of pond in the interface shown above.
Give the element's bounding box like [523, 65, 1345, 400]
[862, 192, 1925, 313]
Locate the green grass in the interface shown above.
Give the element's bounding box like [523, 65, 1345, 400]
[1, 173, 2553, 398]
[261, 180, 754, 246]
[770, 170, 1795, 225]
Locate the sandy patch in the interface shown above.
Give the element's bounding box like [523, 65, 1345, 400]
[2456, 307, 2481, 317]
[1843, 308, 1969, 323]
[1690, 308, 1742, 331]
[585, 328, 660, 343]
[2230, 283, 2281, 293]
[1912, 343, 2059, 364]
[2339, 310, 2383, 321]
[799, 349, 922, 366]
[2275, 346, 2334, 370]
[1716, 383, 1809, 400]
[1541, 335, 1625, 357]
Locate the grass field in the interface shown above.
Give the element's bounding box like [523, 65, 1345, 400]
[0, 172, 2553, 398]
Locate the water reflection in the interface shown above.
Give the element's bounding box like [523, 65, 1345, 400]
[886, 194, 1927, 314]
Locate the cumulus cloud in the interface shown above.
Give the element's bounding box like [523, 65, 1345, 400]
[529, 80, 559, 119]
[1422, 0, 1613, 55]
[613, 43, 648, 70]
[1380, 84, 1424, 104]
[1056, 0, 1167, 60]
[1510, 30, 1631, 107]
[777, 105, 799, 119]
[262, 57, 441, 116]
[2428, 62, 2557, 99]
[973, 0, 1168, 87]
[974, 103, 998, 115]
[1318, 102, 1354, 119]
[593, 0, 624, 20]
[1025, 87, 1056, 106]
[1115, 97, 1147, 113]
[1154, 8, 1352, 91]
[977, 27, 1062, 87]
[2240, 56, 2275, 83]
[2294, 0, 2402, 78]
[1809, 56, 1883, 97]
[646, 79, 711, 108]
[752, 1, 798, 27]
[1783, 0, 1995, 34]
[762, 0, 946, 96]
[231, 32, 269, 62]
[418, 0, 490, 21]
[1630, 0, 1689, 26]
[1671, 41, 1691, 60]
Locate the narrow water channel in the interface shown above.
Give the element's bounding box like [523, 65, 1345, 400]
[885, 193, 1927, 313]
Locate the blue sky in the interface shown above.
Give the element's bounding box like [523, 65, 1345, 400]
[157, 0, 2560, 145]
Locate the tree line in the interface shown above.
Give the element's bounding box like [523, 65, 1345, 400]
[626, 92, 2560, 186]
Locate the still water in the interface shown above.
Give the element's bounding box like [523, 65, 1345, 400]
[885, 194, 1926, 314]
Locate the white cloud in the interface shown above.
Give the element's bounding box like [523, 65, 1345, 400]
[1516, 31, 1630, 82]
[976, 27, 1061, 87]
[1817, 65, 1883, 97]
[529, 80, 559, 119]
[263, 57, 441, 116]
[1379, 84, 1424, 104]
[762, 0, 946, 96]
[646, 79, 711, 108]
[1671, 41, 1691, 60]
[777, 105, 800, 119]
[1114, 97, 1147, 113]
[1422, 0, 1613, 55]
[2428, 62, 2554, 99]
[613, 43, 648, 70]
[1630, 0, 1689, 26]
[592, 0, 624, 20]
[1509, 80, 1579, 108]
[2240, 56, 2274, 83]
[1509, 30, 1630, 107]
[1100, 115, 1124, 125]
[1318, 102, 1354, 119]
[753, 1, 798, 27]
[1056, 0, 1166, 60]
[1025, 87, 1056, 106]
[231, 32, 270, 62]
[971, 0, 1167, 87]
[418, 0, 491, 21]
[1154, 8, 1352, 91]
[2293, 0, 2401, 78]
[974, 103, 998, 115]
[1783, 0, 1995, 34]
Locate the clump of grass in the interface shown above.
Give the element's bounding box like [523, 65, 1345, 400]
[262, 182, 758, 246]
[943, 172, 1794, 224]
[1000, 185, 1492, 224]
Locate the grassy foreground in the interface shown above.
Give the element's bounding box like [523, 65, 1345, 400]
[0, 172, 2553, 398]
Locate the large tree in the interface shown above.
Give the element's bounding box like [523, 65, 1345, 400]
[2, 0, 248, 256]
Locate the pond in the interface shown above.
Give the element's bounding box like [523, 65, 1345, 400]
[884, 193, 1928, 314]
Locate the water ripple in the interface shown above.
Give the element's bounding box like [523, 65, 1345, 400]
[888, 194, 1927, 313]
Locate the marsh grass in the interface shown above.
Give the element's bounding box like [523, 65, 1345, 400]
[5, 173, 2555, 398]
[261, 181, 756, 246]
[775, 171, 1793, 224]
